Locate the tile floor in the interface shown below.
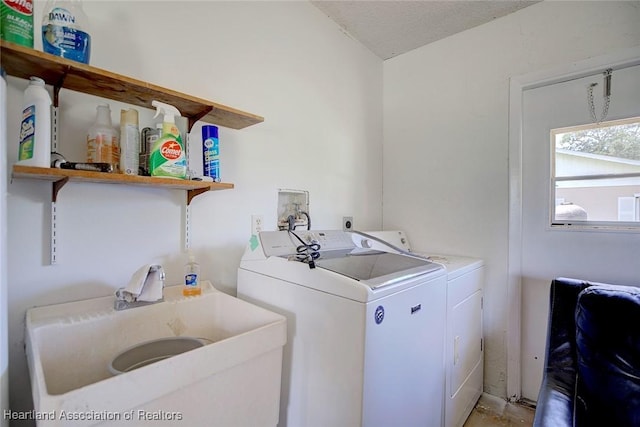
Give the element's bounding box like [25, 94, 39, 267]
[463, 393, 535, 427]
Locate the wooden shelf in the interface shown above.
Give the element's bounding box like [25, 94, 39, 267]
[12, 165, 234, 204]
[0, 41, 264, 130]
[3, 41, 250, 262]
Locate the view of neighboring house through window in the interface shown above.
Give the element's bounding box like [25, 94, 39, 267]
[551, 117, 640, 229]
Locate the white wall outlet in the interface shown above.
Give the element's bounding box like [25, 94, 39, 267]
[343, 216, 353, 231]
[252, 215, 264, 235]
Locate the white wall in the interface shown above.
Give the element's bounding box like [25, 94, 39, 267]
[519, 62, 640, 400]
[383, 1, 640, 398]
[1, 66, 9, 427]
[6, 1, 382, 418]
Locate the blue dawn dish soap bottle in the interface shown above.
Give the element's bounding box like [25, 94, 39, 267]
[202, 125, 220, 182]
[42, 0, 91, 64]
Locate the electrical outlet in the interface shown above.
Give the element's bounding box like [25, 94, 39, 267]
[252, 215, 264, 235]
[343, 216, 353, 231]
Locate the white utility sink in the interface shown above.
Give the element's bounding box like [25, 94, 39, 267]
[25, 281, 286, 426]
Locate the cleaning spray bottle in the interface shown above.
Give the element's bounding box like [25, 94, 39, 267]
[149, 100, 187, 179]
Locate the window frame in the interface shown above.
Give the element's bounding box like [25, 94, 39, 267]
[549, 116, 640, 232]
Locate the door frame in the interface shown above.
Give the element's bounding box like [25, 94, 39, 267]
[506, 46, 640, 401]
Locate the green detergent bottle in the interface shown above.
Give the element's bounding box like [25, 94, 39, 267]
[1, 0, 34, 47]
[149, 100, 187, 179]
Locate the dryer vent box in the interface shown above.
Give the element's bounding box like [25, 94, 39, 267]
[278, 189, 309, 230]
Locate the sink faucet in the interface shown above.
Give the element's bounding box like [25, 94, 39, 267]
[114, 265, 165, 311]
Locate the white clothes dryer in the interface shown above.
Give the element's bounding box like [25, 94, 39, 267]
[365, 230, 485, 427]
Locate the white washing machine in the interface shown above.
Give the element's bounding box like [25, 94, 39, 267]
[237, 230, 447, 427]
[365, 230, 484, 427]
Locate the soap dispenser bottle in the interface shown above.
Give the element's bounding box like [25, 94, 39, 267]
[183, 251, 201, 297]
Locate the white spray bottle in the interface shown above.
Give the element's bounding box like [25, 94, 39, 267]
[149, 100, 187, 179]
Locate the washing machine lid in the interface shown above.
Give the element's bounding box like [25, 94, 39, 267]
[315, 249, 443, 289]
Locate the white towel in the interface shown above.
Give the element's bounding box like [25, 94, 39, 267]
[124, 264, 163, 302]
[124, 264, 151, 296]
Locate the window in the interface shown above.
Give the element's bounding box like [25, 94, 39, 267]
[551, 117, 640, 230]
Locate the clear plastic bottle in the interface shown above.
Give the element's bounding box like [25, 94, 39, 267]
[41, 0, 91, 64]
[17, 77, 51, 167]
[87, 104, 119, 171]
[183, 251, 201, 297]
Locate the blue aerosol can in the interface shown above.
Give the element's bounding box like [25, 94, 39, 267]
[202, 125, 220, 182]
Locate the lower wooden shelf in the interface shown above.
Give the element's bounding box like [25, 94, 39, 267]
[12, 165, 234, 204]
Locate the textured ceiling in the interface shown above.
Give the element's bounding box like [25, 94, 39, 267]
[311, 0, 541, 60]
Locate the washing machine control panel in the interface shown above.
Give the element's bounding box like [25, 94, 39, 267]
[259, 230, 355, 257]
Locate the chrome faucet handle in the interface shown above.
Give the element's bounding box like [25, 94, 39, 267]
[149, 265, 165, 283]
[145, 265, 165, 296]
[115, 288, 137, 303]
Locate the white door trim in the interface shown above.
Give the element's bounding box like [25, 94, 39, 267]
[506, 46, 640, 401]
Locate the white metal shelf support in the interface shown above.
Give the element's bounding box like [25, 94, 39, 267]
[183, 190, 210, 252]
[50, 200, 58, 264]
[183, 132, 192, 253]
[183, 196, 192, 252]
[50, 104, 60, 265]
